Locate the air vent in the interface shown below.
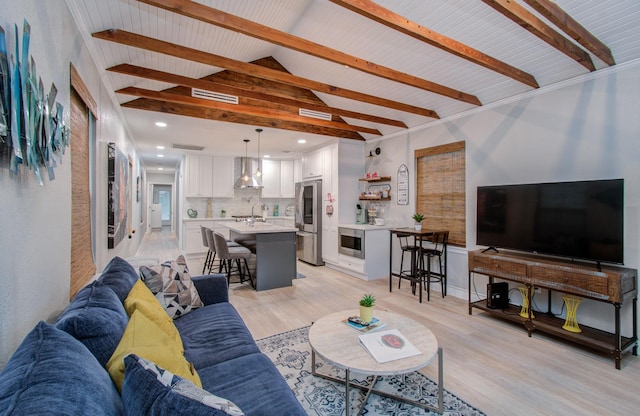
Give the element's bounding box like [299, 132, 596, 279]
[172, 143, 205, 151]
[191, 88, 238, 104]
[299, 108, 332, 121]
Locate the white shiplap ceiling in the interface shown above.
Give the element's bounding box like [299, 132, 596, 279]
[66, 0, 640, 172]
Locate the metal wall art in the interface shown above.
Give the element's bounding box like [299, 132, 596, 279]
[108, 142, 129, 249]
[0, 20, 69, 185]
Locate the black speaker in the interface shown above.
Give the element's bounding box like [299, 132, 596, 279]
[487, 282, 509, 309]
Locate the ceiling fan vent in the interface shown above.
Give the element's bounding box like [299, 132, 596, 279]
[299, 108, 332, 121]
[172, 143, 205, 151]
[191, 88, 238, 104]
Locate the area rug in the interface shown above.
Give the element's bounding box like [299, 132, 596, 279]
[256, 326, 486, 416]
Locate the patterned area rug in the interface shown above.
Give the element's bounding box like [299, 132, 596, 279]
[256, 326, 486, 416]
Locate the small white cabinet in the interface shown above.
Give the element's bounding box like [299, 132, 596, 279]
[261, 159, 295, 198]
[184, 220, 214, 254]
[184, 155, 213, 197]
[212, 156, 235, 198]
[302, 149, 323, 179]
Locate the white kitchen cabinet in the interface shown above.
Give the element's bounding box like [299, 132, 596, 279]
[262, 159, 295, 198]
[302, 149, 322, 179]
[184, 220, 214, 254]
[293, 158, 302, 184]
[212, 156, 235, 198]
[184, 155, 213, 197]
[261, 159, 281, 198]
[280, 160, 295, 198]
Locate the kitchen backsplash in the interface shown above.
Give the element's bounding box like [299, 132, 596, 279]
[185, 188, 295, 218]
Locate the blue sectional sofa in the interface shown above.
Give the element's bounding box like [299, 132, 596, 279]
[0, 257, 306, 415]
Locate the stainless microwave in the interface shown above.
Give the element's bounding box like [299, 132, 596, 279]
[338, 227, 365, 259]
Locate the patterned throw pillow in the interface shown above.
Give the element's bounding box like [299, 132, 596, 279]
[140, 255, 203, 319]
[122, 354, 244, 416]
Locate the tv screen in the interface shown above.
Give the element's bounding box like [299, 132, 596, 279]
[476, 179, 624, 264]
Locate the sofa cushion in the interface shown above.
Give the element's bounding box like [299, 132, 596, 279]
[122, 355, 244, 416]
[125, 279, 183, 351]
[173, 303, 260, 369]
[0, 321, 123, 415]
[107, 310, 201, 391]
[197, 353, 306, 416]
[140, 255, 203, 319]
[54, 281, 128, 367]
[97, 256, 140, 302]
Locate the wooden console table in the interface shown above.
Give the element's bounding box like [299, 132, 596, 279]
[468, 249, 637, 369]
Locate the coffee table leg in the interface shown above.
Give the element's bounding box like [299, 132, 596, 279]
[345, 368, 350, 416]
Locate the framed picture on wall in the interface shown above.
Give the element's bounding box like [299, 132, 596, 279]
[107, 142, 129, 249]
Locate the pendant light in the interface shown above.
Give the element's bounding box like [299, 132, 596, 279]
[234, 139, 261, 188]
[255, 128, 263, 178]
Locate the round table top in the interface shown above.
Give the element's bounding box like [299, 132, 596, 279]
[308, 310, 438, 375]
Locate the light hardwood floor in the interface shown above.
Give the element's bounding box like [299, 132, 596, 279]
[137, 228, 640, 415]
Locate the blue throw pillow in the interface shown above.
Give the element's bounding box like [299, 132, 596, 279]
[97, 256, 140, 302]
[122, 354, 243, 416]
[0, 321, 123, 415]
[55, 281, 129, 367]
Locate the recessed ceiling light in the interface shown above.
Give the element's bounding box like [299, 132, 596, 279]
[158, 167, 164, 171]
[156, 145, 165, 150]
[298, 139, 306, 144]
[155, 121, 167, 127]
[157, 154, 164, 158]
[263, 154, 270, 158]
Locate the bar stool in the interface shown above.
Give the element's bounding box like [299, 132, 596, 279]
[213, 232, 254, 288]
[204, 227, 241, 274]
[396, 233, 422, 295]
[200, 225, 213, 274]
[421, 231, 448, 301]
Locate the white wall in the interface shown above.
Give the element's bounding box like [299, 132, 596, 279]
[0, 0, 143, 368]
[369, 62, 640, 335]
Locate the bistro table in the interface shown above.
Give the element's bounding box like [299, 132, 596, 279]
[388, 228, 447, 303]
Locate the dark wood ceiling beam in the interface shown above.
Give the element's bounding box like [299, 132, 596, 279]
[481, 0, 595, 71]
[108, 63, 407, 128]
[93, 29, 441, 118]
[330, 0, 538, 89]
[522, 0, 615, 66]
[137, 0, 480, 105]
[121, 98, 366, 141]
[116, 86, 380, 136]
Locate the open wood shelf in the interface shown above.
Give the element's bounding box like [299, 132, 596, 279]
[470, 300, 635, 354]
[359, 176, 391, 182]
[359, 196, 391, 201]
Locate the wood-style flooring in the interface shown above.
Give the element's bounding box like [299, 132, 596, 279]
[136, 228, 640, 415]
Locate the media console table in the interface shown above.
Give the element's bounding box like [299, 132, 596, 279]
[468, 249, 637, 369]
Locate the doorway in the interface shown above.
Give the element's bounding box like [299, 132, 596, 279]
[149, 184, 173, 231]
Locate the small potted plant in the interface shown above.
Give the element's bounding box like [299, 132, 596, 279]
[220, 209, 226, 218]
[412, 213, 424, 231]
[359, 294, 376, 323]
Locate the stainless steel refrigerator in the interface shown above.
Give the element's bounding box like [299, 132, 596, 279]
[295, 180, 324, 265]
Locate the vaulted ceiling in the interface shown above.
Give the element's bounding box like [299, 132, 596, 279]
[67, 0, 640, 172]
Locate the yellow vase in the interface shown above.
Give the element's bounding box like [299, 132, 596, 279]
[359, 305, 373, 323]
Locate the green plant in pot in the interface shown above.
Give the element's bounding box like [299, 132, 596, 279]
[359, 294, 376, 323]
[412, 213, 424, 231]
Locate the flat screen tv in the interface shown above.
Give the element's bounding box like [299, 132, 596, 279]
[476, 179, 624, 265]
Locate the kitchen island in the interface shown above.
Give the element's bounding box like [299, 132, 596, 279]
[226, 222, 298, 291]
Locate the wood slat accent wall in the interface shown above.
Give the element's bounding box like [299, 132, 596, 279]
[415, 141, 466, 246]
[69, 65, 96, 299]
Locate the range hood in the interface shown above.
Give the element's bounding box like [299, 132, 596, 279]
[234, 157, 262, 188]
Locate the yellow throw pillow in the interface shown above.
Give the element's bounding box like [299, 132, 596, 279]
[124, 280, 183, 351]
[106, 310, 200, 391]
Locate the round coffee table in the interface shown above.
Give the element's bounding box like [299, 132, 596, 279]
[308, 310, 443, 415]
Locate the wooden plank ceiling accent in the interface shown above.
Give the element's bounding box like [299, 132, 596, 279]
[329, 0, 539, 89]
[481, 0, 596, 71]
[92, 29, 440, 119]
[137, 0, 480, 106]
[117, 57, 371, 140]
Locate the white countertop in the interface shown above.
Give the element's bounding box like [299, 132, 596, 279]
[183, 216, 294, 222]
[339, 223, 395, 231]
[226, 222, 298, 234]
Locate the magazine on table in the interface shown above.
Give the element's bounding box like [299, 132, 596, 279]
[343, 316, 386, 333]
[358, 328, 422, 363]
